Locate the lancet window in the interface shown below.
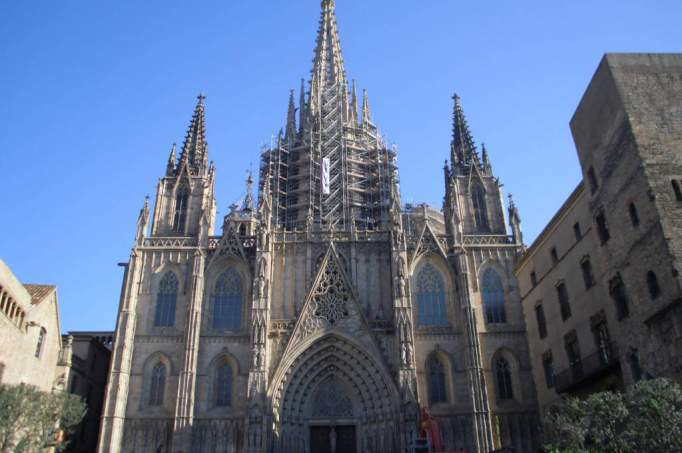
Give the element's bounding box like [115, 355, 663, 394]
[494, 357, 514, 401]
[213, 270, 243, 330]
[214, 361, 233, 407]
[149, 362, 166, 407]
[472, 184, 489, 231]
[415, 264, 448, 327]
[154, 272, 178, 327]
[482, 268, 506, 323]
[427, 356, 448, 404]
[173, 186, 189, 234]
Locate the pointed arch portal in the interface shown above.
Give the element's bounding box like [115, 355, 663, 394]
[271, 334, 401, 453]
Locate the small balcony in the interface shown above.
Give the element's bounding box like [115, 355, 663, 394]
[555, 342, 620, 393]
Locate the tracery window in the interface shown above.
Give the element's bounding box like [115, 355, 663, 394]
[472, 184, 489, 231]
[311, 378, 353, 418]
[415, 264, 448, 327]
[213, 270, 243, 330]
[427, 356, 448, 404]
[482, 269, 506, 324]
[214, 361, 233, 407]
[154, 272, 178, 327]
[173, 186, 189, 234]
[149, 362, 166, 407]
[494, 357, 514, 401]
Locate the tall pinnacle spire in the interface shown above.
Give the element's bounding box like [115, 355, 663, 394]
[362, 89, 373, 126]
[179, 94, 208, 175]
[309, 0, 347, 112]
[285, 89, 297, 142]
[451, 93, 477, 170]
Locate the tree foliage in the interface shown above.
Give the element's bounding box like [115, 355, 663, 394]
[0, 384, 86, 453]
[543, 378, 682, 452]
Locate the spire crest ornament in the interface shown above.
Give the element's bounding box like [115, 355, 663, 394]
[178, 94, 208, 176]
[362, 89, 373, 126]
[451, 93, 477, 171]
[285, 89, 297, 142]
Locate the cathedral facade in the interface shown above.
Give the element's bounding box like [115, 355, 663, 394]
[98, 1, 539, 452]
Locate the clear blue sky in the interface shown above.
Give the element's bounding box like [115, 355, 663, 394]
[1, 0, 680, 332]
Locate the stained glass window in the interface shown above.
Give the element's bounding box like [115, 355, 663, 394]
[214, 361, 232, 407]
[154, 272, 178, 327]
[416, 264, 448, 327]
[494, 357, 513, 401]
[482, 269, 506, 323]
[149, 362, 166, 406]
[427, 356, 447, 404]
[213, 270, 243, 330]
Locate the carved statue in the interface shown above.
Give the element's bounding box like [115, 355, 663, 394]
[256, 276, 266, 299]
[398, 274, 406, 297]
[330, 426, 337, 453]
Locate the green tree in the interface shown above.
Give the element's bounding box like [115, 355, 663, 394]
[543, 378, 682, 452]
[0, 384, 86, 453]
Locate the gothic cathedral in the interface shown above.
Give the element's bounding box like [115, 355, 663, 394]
[99, 1, 540, 452]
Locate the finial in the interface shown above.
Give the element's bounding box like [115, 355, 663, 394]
[197, 92, 206, 104]
[362, 89, 372, 124]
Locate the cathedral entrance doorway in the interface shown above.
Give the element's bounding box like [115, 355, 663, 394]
[310, 425, 357, 453]
[271, 334, 402, 453]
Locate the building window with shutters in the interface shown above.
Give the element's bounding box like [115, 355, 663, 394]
[35, 328, 46, 359]
[535, 302, 547, 339]
[581, 256, 595, 289]
[609, 273, 630, 320]
[556, 281, 571, 321]
[542, 351, 555, 389]
[564, 331, 583, 380]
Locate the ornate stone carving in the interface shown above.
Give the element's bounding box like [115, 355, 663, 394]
[311, 378, 354, 418]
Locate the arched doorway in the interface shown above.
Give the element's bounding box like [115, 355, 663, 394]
[309, 377, 357, 453]
[271, 335, 401, 453]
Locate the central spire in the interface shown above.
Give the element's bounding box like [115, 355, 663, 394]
[309, 0, 347, 112]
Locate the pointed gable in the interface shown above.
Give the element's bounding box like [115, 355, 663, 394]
[412, 221, 448, 263]
[282, 243, 382, 357]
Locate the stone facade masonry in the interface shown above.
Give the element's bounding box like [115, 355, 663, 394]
[0, 259, 63, 392]
[515, 53, 682, 417]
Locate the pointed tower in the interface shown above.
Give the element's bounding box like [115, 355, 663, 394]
[151, 95, 216, 237]
[444, 94, 506, 236]
[178, 94, 209, 176]
[259, 0, 398, 231]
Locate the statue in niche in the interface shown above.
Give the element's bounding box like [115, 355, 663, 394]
[330, 426, 337, 453]
[256, 276, 266, 299]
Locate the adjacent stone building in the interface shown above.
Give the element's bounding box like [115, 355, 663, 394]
[515, 53, 682, 415]
[98, 1, 540, 452]
[0, 258, 63, 392]
[58, 331, 114, 453]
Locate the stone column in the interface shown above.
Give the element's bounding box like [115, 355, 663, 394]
[246, 227, 272, 453]
[453, 249, 494, 453]
[172, 250, 205, 452]
[98, 252, 142, 453]
[391, 228, 419, 453]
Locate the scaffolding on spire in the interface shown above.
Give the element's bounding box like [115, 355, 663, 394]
[258, 0, 399, 232]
